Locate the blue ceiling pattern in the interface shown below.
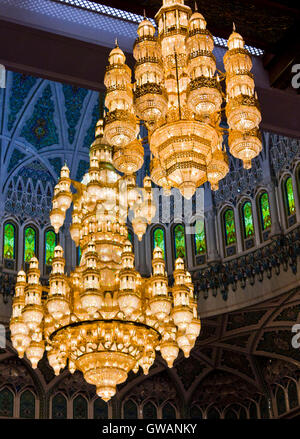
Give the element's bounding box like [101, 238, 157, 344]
[20, 84, 59, 150]
[0, 70, 102, 225]
[0, 70, 101, 190]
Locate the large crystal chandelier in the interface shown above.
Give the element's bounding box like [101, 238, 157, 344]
[104, 0, 262, 199]
[9, 119, 200, 401]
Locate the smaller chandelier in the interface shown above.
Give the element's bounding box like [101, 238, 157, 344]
[10, 120, 201, 401]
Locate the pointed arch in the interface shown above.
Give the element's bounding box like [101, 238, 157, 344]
[73, 394, 88, 419]
[0, 387, 14, 418]
[123, 399, 138, 420]
[24, 225, 38, 262]
[142, 400, 157, 419]
[152, 226, 166, 261]
[19, 389, 36, 419]
[173, 223, 186, 260]
[51, 393, 67, 419]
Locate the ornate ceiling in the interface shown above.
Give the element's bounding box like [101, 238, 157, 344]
[93, 0, 299, 51]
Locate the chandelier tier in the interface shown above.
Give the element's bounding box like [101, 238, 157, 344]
[10, 120, 200, 401]
[103, 0, 262, 198]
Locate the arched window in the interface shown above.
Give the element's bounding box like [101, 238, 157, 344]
[259, 192, 272, 231]
[3, 223, 16, 260]
[284, 176, 296, 217]
[0, 388, 14, 417]
[276, 387, 286, 416]
[162, 402, 176, 419]
[239, 406, 247, 419]
[73, 395, 88, 419]
[190, 405, 202, 419]
[24, 226, 37, 262]
[224, 408, 237, 419]
[143, 401, 157, 419]
[153, 227, 166, 260]
[173, 224, 186, 260]
[194, 220, 206, 255]
[20, 390, 35, 419]
[288, 380, 298, 410]
[52, 393, 67, 419]
[45, 230, 56, 266]
[242, 201, 255, 239]
[94, 399, 108, 419]
[123, 400, 138, 419]
[77, 246, 82, 265]
[259, 396, 270, 419]
[128, 230, 133, 245]
[207, 407, 220, 419]
[223, 209, 236, 246]
[249, 401, 258, 418]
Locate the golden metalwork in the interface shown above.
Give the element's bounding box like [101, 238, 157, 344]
[102, 0, 262, 198]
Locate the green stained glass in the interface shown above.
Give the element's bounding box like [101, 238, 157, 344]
[52, 394, 67, 419]
[73, 395, 88, 419]
[20, 390, 35, 419]
[4, 223, 15, 259]
[45, 230, 56, 265]
[224, 209, 236, 245]
[285, 177, 296, 216]
[24, 227, 36, 262]
[77, 246, 82, 265]
[242, 201, 255, 238]
[0, 388, 14, 417]
[128, 230, 133, 244]
[174, 224, 186, 259]
[260, 192, 271, 230]
[194, 220, 206, 255]
[153, 227, 165, 259]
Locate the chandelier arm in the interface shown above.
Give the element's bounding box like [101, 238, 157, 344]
[49, 319, 162, 341]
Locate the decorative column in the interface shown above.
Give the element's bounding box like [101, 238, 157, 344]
[206, 208, 219, 261]
[234, 207, 243, 253]
[267, 181, 282, 236]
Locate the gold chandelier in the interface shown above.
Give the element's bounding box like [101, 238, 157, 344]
[9, 119, 200, 401]
[103, 0, 262, 199]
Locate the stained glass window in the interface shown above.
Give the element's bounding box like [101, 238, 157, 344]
[153, 227, 166, 259]
[3, 223, 16, 259]
[285, 177, 296, 216]
[73, 395, 88, 419]
[194, 220, 206, 255]
[20, 390, 35, 419]
[259, 192, 271, 230]
[45, 230, 56, 265]
[123, 400, 137, 419]
[77, 247, 82, 265]
[162, 403, 176, 419]
[128, 230, 133, 244]
[224, 209, 236, 246]
[0, 388, 14, 417]
[190, 406, 202, 419]
[94, 398, 108, 419]
[24, 227, 36, 262]
[174, 224, 186, 259]
[143, 401, 157, 419]
[52, 394, 67, 419]
[242, 201, 255, 239]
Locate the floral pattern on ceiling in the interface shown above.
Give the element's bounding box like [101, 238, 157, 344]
[0, 70, 101, 190]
